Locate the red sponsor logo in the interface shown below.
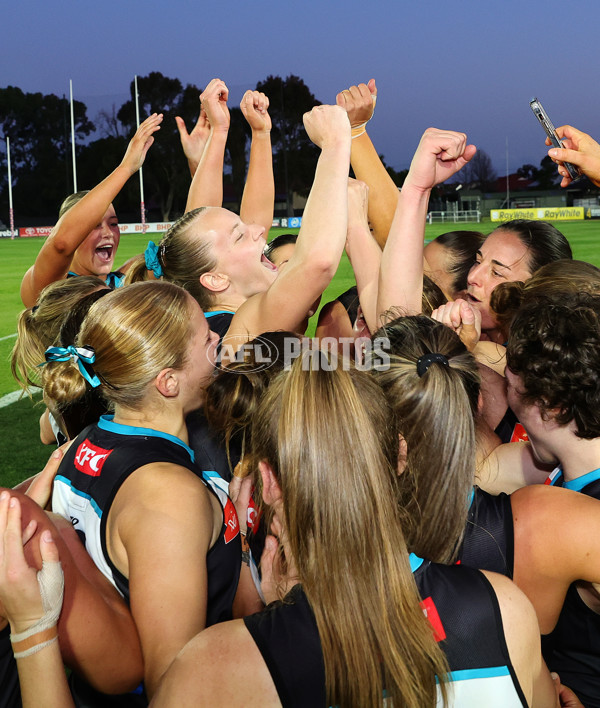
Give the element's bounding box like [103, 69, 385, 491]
[19, 226, 52, 238]
[247, 494, 262, 533]
[510, 424, 529, 443]
[223, 498, 240, 544]
[74, 440, 113, 477]
[420, 596, 446, 642]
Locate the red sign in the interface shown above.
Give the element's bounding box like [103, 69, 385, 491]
[19, 226, 52, 238]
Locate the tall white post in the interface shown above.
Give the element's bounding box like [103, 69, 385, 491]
[134, 75, 146, 232]
[70, 79, 78, 193]
[7, 137, 14, 239]
[505, 137, 510, 209]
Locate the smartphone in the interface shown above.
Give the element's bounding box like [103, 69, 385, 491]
[529, 97, 581, 182]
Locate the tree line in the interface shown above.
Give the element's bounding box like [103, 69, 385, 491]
[0, 73, 328, 224]
[0, 71, 575, 227]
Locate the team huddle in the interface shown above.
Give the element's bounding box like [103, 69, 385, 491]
[3, 78, 600, 707]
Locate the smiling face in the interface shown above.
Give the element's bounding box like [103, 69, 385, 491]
[71, 205, 121, 278]
[196, 208, 278, 301]
[466, 229, 532, 331]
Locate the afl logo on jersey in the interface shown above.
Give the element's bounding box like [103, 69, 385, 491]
[74, 440, 113, 477]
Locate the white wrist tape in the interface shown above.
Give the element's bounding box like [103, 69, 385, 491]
[11, 560, 64, 659]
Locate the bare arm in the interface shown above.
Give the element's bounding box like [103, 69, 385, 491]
[226, 105, 351, 342]
[512, 485, 600, 633]
[0, 493, 74, 708]
[476, 440, 553, 495]
[150, 620, 280, 708]
[377, 129, 476, 319]
[20, 114, 163, 308]
[109, 463, 216, 698]
[344, 179, 382, 334]
[483, 571, 558, 708]
[175, 97, 211, 178]
[185, 79, 230, 212]
[336, 79, 399, 249]
[239, 90, 274, 234]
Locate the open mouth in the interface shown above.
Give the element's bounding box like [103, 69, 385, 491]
[95, 245, 114, 263]
[261, 253, 278, 272]
[466, 292, 481, 304]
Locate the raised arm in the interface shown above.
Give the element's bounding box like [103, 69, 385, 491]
[228, 105, 351, 340]
[344, 179, 382, 334]
[175, 96, 211, 178]
[20, 114, 162, 308]
[377, 128, 475, 318]
[239, 90, 274, 234]
[336, 79, 399, 249]
[185, 78, 230, 212]
[547, 125, 600, 188]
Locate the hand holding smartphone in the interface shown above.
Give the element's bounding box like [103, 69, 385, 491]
[529, 98, 581, 182]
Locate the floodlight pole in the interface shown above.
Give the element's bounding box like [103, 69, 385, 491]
[6, 137, 14, 239]
[134, 75, 146, 232]
[505, 137, 510, 208]
[70, 80, 78, 193]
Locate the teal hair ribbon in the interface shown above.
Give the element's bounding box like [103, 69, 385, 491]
[42, 345, 101, 388]
[144, 241, 163, 278]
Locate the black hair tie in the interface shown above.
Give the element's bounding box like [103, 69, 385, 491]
[416, 352, 449, 378]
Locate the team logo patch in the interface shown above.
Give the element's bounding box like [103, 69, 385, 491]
[223, 498, 240, 544]
[510, 424, 529, 443]
[421, 596, 447, 642]
[74, 439, 113, 477]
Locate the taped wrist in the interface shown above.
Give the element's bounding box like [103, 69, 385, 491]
[350, 95, 377, 138]
[10, 560, 64, 659]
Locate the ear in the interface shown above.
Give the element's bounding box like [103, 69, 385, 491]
[259, 460, 282, 506]
[155, 368, 180, 398]
[199, 271, 230, 293]
[397, 434, 408, 476]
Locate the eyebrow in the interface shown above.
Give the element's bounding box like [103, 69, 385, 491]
[230, 223, 242, 236]
[476, 250, 511, 270]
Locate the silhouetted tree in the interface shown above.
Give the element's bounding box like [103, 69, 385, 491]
[462, 149, 497, 191]
[0, 86, 94, 219]
[255, 75, 321, 215]
[117, 73, 202, 220]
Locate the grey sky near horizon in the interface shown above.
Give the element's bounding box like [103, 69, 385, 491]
[3, 0, 599, 177]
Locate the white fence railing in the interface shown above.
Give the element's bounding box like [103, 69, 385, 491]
[427, 210, 481, 223]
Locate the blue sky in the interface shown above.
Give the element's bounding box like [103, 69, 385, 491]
[3, 0, 599, 176]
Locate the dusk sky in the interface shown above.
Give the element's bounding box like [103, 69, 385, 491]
[3, 0, 600, 177]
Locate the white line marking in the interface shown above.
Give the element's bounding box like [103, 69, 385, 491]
[0, 333, 17, 342]
[0, 387, 39, 409]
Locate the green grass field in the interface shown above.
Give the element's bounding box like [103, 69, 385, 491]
[1, 219, 599, 486]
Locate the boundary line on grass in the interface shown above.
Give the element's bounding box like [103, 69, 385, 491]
[0, 387, 38, 409]
[0, 333, 17, 342]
